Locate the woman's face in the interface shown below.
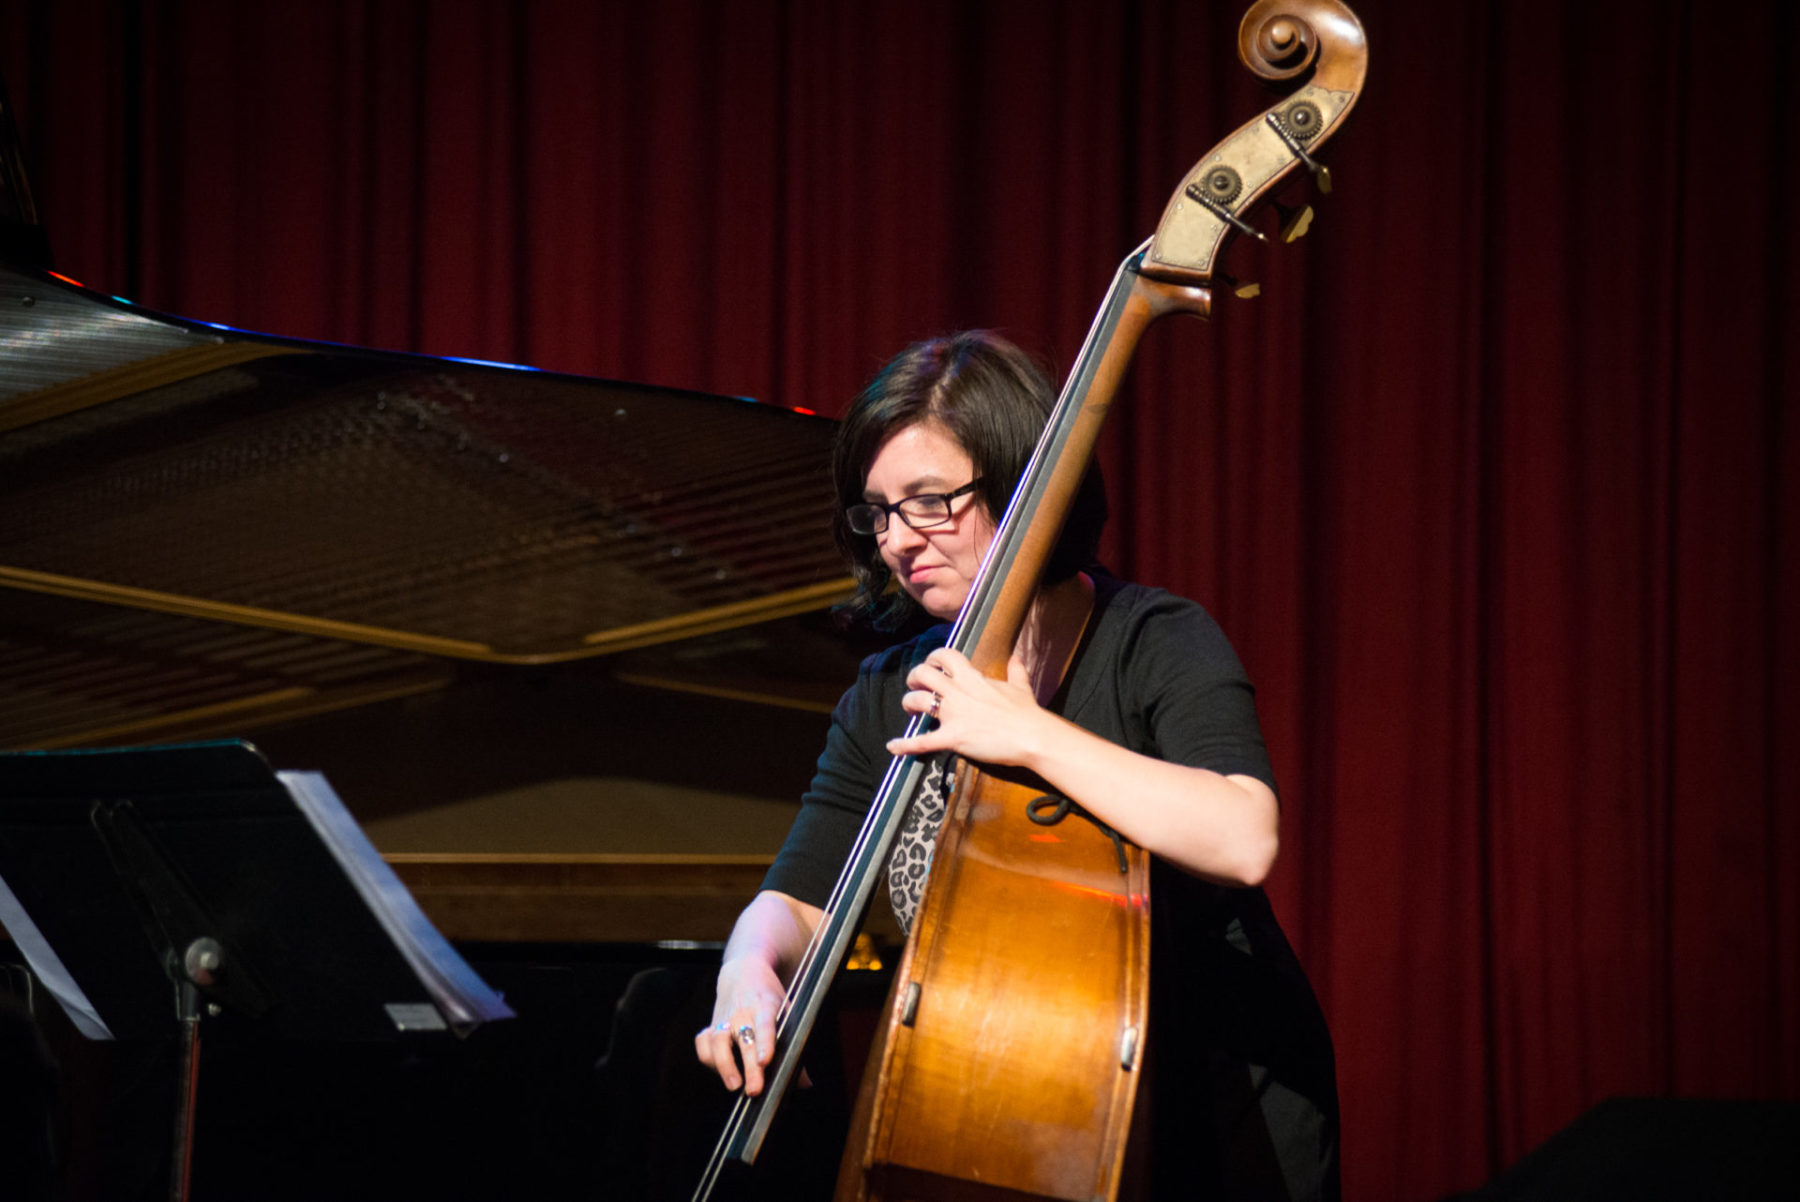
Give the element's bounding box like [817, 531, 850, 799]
[863, 420, 995, 621]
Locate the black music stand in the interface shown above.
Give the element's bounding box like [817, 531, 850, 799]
[0, 741, 514, 1202]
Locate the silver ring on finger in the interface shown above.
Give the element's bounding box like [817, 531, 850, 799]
[712, 1021, 731, 1034]
[928, 692, 942, 719]
[737, 1024, 756, 1045]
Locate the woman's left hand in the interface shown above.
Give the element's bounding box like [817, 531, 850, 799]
[886, 647, 1052, 768]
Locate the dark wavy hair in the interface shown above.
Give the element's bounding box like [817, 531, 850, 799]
[832, 330, 1107, 630]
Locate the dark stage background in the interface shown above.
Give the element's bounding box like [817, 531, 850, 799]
[4, 1, 1795, 1198]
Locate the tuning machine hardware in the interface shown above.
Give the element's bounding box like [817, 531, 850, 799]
[1265, 105, 1333, 193]
[1271, 199, 1315, 242]
[1183, 175, 1269, 244]
[1194, 164, 1244, 206]
[1215, 272, 1262, 299]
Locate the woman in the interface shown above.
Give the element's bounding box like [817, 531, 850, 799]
[696, 331, 1339, 1199]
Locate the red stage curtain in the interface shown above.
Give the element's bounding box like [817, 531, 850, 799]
[5, 1, 1794, 1197]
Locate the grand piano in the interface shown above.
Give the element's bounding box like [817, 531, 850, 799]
[0, 167, 892, 1198]
[0, 257, 871, 940]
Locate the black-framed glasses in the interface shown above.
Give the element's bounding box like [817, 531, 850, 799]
[846, 479, 982, 535]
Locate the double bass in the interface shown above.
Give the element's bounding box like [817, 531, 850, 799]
[697, 3, 1367, 1198]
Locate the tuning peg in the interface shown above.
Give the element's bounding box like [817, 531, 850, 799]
[1184, 180, 1269, 244]
[1265, 110, 1334, 194]
[1216, 272, 1261, 300]
[1272, 200, 1315, 243]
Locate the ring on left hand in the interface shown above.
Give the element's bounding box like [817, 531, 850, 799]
[928, 692, 941, 719]
[737, 1024, 756, 1045]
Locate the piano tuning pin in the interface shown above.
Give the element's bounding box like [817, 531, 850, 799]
[1274, 201, 1315, 243]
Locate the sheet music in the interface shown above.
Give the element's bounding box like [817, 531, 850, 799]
[278, 770, 514, 1034]
[0, 871, 113, 1040]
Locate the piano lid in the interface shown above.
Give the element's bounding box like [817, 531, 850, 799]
[0, 264, 854, 667]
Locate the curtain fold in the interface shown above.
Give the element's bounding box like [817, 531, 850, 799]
[4, 1, 1794, 1197]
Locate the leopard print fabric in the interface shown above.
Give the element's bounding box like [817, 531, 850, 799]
[885, 753, 957, 935]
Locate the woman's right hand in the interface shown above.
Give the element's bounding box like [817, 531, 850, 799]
[695, 951, 788, 1095]
[694, 890, 823, 1095]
